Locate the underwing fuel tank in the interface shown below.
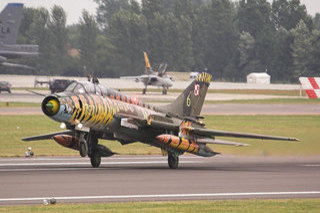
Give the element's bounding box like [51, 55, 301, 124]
[53, 134, 115, 157]
[53, 134, 79, 150]
[155, 134, 217, 157]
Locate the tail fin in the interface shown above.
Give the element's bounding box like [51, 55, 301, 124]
[0, 3, 23, 44]
[157, 63, 167, 77]
[160, 72, 212, 117]
[143, 51, 153, 74]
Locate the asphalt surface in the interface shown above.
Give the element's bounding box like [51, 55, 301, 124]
[0, 155, 319, 205]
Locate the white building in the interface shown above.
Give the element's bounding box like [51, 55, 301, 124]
[247, 72, 270, 84]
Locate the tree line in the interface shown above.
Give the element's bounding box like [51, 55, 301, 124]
[1, 0, 320, 83]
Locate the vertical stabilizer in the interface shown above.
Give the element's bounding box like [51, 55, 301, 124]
[143, 51, 154, 74]
[160, 73, 212, 117]
[0, 3, 23, 44]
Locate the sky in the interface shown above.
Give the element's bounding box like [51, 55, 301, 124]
[0, 0, 319, 25]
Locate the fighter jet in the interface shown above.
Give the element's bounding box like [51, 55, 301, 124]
[122, 52, 173, 95]
[22, 73, 298, 168]
[0, 3, 38, 69]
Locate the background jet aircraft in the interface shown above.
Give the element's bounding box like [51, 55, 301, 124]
[22, 73, 298, 169]
[122, 51, 173, 95]
[0, 3, 38, 69]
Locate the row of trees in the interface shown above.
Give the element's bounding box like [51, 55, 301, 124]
[1, 0, 320, 82]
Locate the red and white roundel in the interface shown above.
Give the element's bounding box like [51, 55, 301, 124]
[194, 84, 200, 96]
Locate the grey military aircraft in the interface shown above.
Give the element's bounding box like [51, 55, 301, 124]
[122, 52, 173, 95]
[22, 73, 298, 169]
[0, 3, 38, 69]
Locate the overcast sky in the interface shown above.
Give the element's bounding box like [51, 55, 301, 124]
[0, 0, 319, 25]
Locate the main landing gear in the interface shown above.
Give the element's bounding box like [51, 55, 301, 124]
[168, 153, 179, 169]
[162, 87, 167, 95]
[142, 87, 147, 94]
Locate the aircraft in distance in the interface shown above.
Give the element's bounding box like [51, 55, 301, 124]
[122, 51, 173, 95]
[22, 73, 298, 169]
[0, 3, 38, 69]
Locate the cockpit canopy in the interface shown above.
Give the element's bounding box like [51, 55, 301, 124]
[64, 81, 115, 96]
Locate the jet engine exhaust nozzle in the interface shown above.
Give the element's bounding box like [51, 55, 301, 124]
[42, 96, 60, 116]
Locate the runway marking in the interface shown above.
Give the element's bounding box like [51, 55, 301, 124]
[1, 191, 320, 202]
[302, 164, 320, 167]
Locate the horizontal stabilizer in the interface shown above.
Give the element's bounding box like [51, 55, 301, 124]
[22, 130, 73, 141]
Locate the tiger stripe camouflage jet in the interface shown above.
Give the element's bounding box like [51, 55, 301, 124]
[23, 73, 298, 168]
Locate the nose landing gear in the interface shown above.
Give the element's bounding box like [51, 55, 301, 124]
[168, 153, 179, 169]
[90, 150, 101, 168]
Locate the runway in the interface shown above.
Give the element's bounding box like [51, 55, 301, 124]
[0, 155, 319, 205]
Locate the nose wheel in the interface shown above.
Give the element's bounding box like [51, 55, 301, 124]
[168, 154, 179, 169]
[79, 141, 87, 157]
[90, 150, 101, 168]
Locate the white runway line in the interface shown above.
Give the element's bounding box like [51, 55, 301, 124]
[0, 191, 320, 202]
[302, 164, 320, 167]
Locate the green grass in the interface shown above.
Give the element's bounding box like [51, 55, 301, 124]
[12, 87, 49, 91]
[0, 199, 319, 212]
[205, 115, 320, 156]
[205, 98, 320, 104]
[0, 102, 40, 107]
[0, 115, 319, 157]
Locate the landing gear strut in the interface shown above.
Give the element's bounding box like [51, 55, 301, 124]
[168, 153, 179, 169]
[162, 87, 167, 95]
[142, 87, 147, 94]
[79, 133, 88, 157]
[78, 131, 101, 168]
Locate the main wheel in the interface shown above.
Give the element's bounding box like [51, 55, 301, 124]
[79, 141, 87, 157]
[168, 154, 179, 169]
[142, 88, 146, 94]
[90, 150, 101, 168]
[162, 88, 167, 95]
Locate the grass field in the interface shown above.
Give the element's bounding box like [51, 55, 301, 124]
[0, 115, 319, 157]
[0, 102, 40, 107]
[205, 98, 320, 104]
[0, 199, 319, 212]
